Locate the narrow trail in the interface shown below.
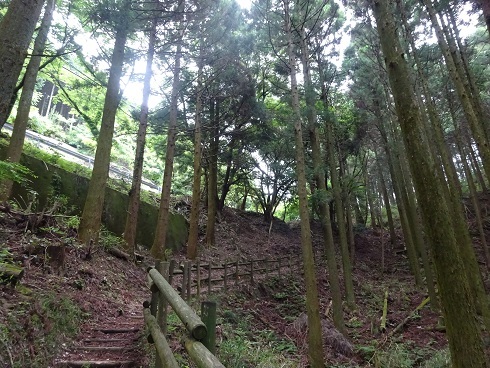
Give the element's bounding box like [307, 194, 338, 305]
[54, 297, 145, 368]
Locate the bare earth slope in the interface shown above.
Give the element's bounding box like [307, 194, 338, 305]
[3, 202, 488, 367]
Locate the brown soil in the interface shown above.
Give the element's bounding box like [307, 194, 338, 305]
[1, 202, 488, 367]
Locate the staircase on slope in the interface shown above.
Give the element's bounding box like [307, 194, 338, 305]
[54, 307, 145, 368]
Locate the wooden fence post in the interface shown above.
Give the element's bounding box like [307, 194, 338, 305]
[150, 283, 159, 317]
[156, 261, 169, 334]
[154, 261, 169, 368]
[169, 259, 176, 285]
[150, 261, 160, 317]
[201, 301, 217, 355]
[182, 262, 189, 299]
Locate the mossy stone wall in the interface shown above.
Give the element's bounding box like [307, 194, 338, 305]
[5, 150, 188, 250]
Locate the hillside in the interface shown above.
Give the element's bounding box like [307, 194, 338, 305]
[2, 201, 485, 367]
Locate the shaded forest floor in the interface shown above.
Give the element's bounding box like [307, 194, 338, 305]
[1, 197, 490, 367]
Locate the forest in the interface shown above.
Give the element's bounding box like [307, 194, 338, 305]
[0, 0, 489, 366]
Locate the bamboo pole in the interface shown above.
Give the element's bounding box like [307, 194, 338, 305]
[148, 268, 207, 340]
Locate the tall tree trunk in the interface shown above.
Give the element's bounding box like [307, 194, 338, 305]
[339, 155, 357, 264]
[78, 20, 128, 245]
[151, 13, 184, 259]
[371, 1, 487, 366]
[395, 120, 437, 301]
[0, 0, 54, 201]
[284, 1, 325, 365]
[124, 15, 157, 253]
[354, 193, 367, 227]
[206, 98, 219, 248]
[0, 0, 45, 131]
[445, 6, 488, 139]
[187, 42, 204, 260]
[422, 0, 490, 180]
[444, 88, 490, 329]
[303, 30, 345, 335]
[365, 173, 377, 229]
[467, 137, 488, 191]
[376, 103, 422, 285]
[44, 82, 56, 117]
[455, 131, 490, 270]
[240, 185, 248, 211]
[325, 115, 356, 310]
[376, 158, 396, 247]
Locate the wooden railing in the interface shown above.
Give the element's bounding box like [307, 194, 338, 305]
[169, 256, 301, 300]
[144, 262, 224, 368]
[144, 256, 301, 367]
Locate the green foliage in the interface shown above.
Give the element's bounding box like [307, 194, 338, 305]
[0, 245, 13, 264]
[372, 342, 450, 368]
[0, 292, 83, 367]
[0, 160, 34, 186]
[217, 277, 302, 367]
[356, 344, 376, 361]
[64, 215, 81, 229]
[421, 348, 451, 368]
[99, 227, 125, 249]
[374, 343, 415, 368]
[218, 329, 299, 368]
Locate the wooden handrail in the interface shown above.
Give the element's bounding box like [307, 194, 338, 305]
[148, 267, 207, 340]
[145, 266, 223, 368]
[143, 307, 179, 368]
[185, 338, 225, 368]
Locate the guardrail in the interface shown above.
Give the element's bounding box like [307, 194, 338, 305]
[2, 123, 161, 191]
[144, 262, 225, 368]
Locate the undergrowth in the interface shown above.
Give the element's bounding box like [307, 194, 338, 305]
[217, 321, 300, 367]
[216, 290, 301, 368]
[371, 342, 451, 368]
[0, 291, 83, 367]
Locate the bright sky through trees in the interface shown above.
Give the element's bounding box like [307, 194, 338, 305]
[237, 0, 252, 9]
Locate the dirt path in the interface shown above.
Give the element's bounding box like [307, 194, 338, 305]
[53, 296, 145, 367]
